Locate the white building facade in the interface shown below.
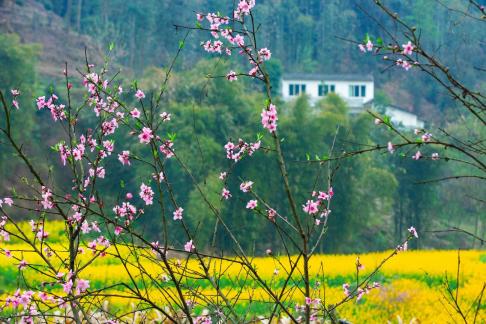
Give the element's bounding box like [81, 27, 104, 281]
[381, 105, 425, 129]
[281, 73, 374, 113]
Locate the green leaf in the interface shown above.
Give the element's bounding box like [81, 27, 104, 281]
[196, 22, 202, 29]
[120, 180, 125, 188]
[376, 37, 383, 46]
[306, 153, 310, 161]
[109, 42, 115, 51]
[179, 40, 185, 49]
[364, 33, 370, 43]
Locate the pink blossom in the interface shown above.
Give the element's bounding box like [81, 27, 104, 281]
[431, 153, 440, 160]
[114, 226, 123, 236]
[118, 150, 131, 166]
[126, 192, 133, 200]
[240, 181, 253, 193]
[343, 283, 350, 296]
[18, 260, 28, 270]
[213, 40, 223, 53]
[366, 40, 373, 51]
[159, 140, 174, 158]
[101, 118, 119, 135]
[173, 207, 184, 220]
[248, 66, 259, 77]
[387, 142, 395, 154]
[356, 288, 365, 302]
[196, 13, 204, 21]
[0, 197, 14, 207]
[267, 208, 276, 222]
[160, 112, 171, 121]
[221, 188, 231, 200]
[41, 186, 54, 209]
[130, 108, 141, 118]
[139, 183, 154, 205]
[81, 221, 91, 234]
[374, 118, 382, 125]
[412, 151, 422, 160]
[0, 230, 10, 241]
[226, 71, 237, 81]
[135, 89, 146, 100]
[317, 191, 329, 201]
[261, 103, 278, 133]
[138, 127, 154, 144]
[258, 48, 272, 60]
[219, 172, 227, 180]
[402, 60, 412, 71]
[233, 34, 245, 47]
[303, 200, 319, 215]
[103, 140, 114, 154]
[246, 199, 257, 209]
[421, 133, 432, 142]
[12, 100, 19, 109]
[89, 167, 105, 179]
[76, 279, 90, 294]
[184, 240, 195, 252]
[408, 226, 419, 238]
[358, 44, 366, 53]
[402, 41, 414, 55]
[11, 89, 20, 97]
[62, 280, 73, 294]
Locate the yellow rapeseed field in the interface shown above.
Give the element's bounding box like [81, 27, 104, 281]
[0, 221, 484, 322]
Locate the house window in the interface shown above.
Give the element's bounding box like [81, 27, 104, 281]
[289, 84, 306, 96]
[349, 85, 366, 97]
[318, 84, 335, 96]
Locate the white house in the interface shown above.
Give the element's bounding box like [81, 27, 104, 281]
[281, 73, 374, 113]
[379, 105, 425, 129]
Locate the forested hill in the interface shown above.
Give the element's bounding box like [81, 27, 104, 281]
[1, 0, 484, 122]
[0, 0, 484, 253]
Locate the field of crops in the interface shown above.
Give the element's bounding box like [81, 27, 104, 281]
[0, 222, 484, 322]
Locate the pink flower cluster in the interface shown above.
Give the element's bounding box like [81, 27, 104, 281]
[173, 207, 184, 220]
[261, 103, 278, 133]
[0, 197, 13, 208]
[29, 220, 49, 241]
[40, 186, 54, 209]
[234, 0, 256, 19]
[358, 40, 374, 53]
[184, 240, 195, 252]
[113, 201, 137, 222]
[36, 94, 66, 121]
[159, 140, 174, 158]
[139, 183, 154, 205]
[302, 188, 334, 221]
[199, 4, 272, 81]
[224, 139, 261, 162]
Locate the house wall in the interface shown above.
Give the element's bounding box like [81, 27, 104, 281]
[385, 107, 425, 129]
[281, 79, 374, 110]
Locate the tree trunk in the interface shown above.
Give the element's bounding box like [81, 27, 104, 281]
[75, 0, 83, 32]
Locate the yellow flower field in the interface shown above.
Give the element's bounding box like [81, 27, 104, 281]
[0, 221, 484, 322]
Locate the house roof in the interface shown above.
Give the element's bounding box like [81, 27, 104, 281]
[282, 73, 374, 82]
